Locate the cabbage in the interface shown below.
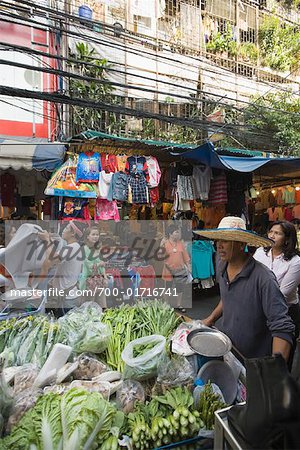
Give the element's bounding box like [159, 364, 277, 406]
[1, 393, 61, 450]
[61, 388, 115, 450]
[0, 388, 115, 450]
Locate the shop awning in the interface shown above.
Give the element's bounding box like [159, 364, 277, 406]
[0, 136, 66, 171]
[182, 143, 300, 176]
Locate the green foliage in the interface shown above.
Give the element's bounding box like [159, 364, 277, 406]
[245, 92, 300, 155]
[69, 42, 124, 135]
[239, 42, 259, 63]
[259, 15, 300, 71]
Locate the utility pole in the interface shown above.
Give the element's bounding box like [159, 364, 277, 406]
[61, 0, 70, 139]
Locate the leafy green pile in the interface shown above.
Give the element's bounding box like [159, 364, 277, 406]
[57, 305, 110, 354]
[102, 300, 181, 371]
[0, 388, 118, 450]
[0, 316, 60, 368]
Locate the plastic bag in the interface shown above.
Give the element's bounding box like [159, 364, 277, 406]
[171, 321, 205, 356]
[156, 354, 194, 393]
[116, 380, 145, 414]
[70, 380, 111, 399]
[6, 388, 42, 433]
[73, 353, 108, 380]
[0, 368, 13, 434]
[58, 302, 111, 354]
[122, 335, 166, 381]
[13, 365, 39, 395]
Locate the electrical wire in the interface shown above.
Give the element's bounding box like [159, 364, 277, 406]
[2, 38, 299, 114]
[1, 1, 299, 102]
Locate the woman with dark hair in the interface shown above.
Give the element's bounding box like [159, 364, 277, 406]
[79, 225, 107, 308]
[254, 220, 300, 339]
[161, 224, 191, 312]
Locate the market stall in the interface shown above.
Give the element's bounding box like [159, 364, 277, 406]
[0, 136, 65, 220]
[0, 301, 241, 449]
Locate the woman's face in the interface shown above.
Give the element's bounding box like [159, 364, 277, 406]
[62, 224, 74, 241]
[170, 230, 181, 241]
[268, 224, 286, 249]
[86, 229, 100, 246]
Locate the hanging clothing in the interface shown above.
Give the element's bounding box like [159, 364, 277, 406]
[192, 165, 212, 200]
[295, 189, 300, 204]
[145, 156, 161, 188]
[187, 240, 215, 280]
[107, 172, 129, 202]
[208, 171, 227, 205]
[94, 198, 120, 221]
[284, 207, 293, 221]
[283, 187, 296, 204]
[125, 156, 149, 180]
[17, 173, 35, 197]
[60, 198, 90, 221]
[100, 153, 118, 173]
[76, 152, 101, 183]
[149, 187, 159, 206]
[177, 175, 194, 200]
[277, 207, 285, 220]
[98, 170, 113, 199]
[267, 207, 279, 222]
[293, 204, 300, 219]
[128, 174, 149, 204]
[0, 173, 16, 207]
[116, 155, 127, 172]
[276, 188, 284, 206]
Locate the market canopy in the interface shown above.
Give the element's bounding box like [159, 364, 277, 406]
[0, 136, 66, 171]
[182, 143, 300, 179]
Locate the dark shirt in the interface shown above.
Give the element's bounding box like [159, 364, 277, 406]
[217, 256, 295, 358]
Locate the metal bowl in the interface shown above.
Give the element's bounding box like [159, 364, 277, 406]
[187, 327, 232, 357]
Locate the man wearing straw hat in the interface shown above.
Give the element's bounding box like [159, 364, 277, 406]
[194, 216, 295, 361]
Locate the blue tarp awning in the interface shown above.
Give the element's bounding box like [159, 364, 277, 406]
[182, 143, 300, 175]
[0, 136, 66, 171]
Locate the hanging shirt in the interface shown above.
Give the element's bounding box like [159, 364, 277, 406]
[98, 170, 113, 199]
[76, 152, 102, 183]
[293, 204, 300, 219]
[60, 198, 90, 221]
[100, 154, 118, 173]
[116, 155, 127, 172]
[276, 188, 284, 206]
[107, 172, 129, 202]
[0, 173, 16, 207]
[267, 207, 279, 222]
[192, 165, 212, 200]
[18, 173, 35, 196]
[145, 156, 161, 187]
[94, 199, 120, 221]
[125, 156, 149, 182]
[295, 189, 300, 204]
[208, 171, 227, 205]
[187, 240, 215, 280]
[283, 187, 296, 204]
[284, 207, 293, 221]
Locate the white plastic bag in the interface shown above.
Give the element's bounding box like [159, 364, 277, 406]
[121, 335, 166, 381]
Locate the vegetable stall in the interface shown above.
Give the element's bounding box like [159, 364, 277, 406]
[0, 301, 233, 450]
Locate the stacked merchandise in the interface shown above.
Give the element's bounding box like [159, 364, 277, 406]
[0, 301, 232, 450]
[45, 153, 162, 222]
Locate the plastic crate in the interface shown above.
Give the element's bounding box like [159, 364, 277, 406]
[154, 436, 213, 449]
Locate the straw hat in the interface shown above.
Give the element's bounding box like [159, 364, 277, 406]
[193, 216, 273, 247]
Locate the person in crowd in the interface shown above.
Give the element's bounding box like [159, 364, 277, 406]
[196, 216, 295, 362]
[254, 220, 300, 341]
[291, 218, 300, 248]
[79, 225, 107, 309]
[39, 221, 84, 314]
[161, 224, 191, 312]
